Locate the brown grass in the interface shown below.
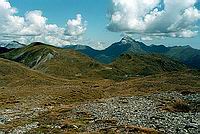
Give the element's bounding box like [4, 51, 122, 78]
[99, 125, 159, 134]
[125, 125, 159, 134]
[0, 58, 200, 133]
[164, 99, 191, 112]
[95, 119, 118, 125]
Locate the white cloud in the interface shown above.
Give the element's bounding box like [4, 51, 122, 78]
[92, 41, 107, 50]
[65, 14, 87, 36]
[141, 36, 153, 41]
[176, 29, 198, 38]
[108, 0, 200, 38]
[0, 0, 87, 46]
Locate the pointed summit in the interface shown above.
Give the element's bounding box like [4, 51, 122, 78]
[121, 36, 136, 44]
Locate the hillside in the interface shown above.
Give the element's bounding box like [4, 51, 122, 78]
[1, 62, 199, 133]
[1, 42, 188, 80]
[110, 53, 186, 76]
[0, 44, 199, 134]
[0, 42, 108, 79]
[0, 58, 62, 87]
[165, 46, 200, 68]
[64, 36, 200, 68]
[0, 47, 13, 54]
[1, 1, 200, 133]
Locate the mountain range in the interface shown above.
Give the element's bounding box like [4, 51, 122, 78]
[0, 41, 25, 49]
[0, 41, 26, 54]
[1, 41, 199, 134]
[0, 37, 199, 81]
[0, 41, 186, 80]
[64, 36, 200, 68]
[0, 37, 200, 133]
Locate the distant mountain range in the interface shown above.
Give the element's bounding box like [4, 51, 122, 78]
[0, 36, 199, 81]
[0, 42, 186, 80]
[64, 36, 200, 68]
[0, 41, 25, 49]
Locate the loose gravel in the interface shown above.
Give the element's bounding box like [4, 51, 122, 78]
[71, 92, 200, 134]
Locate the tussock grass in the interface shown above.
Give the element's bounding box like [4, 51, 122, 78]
[0, 43, 188, 81]
[165, 99, 191, 112]
[0, 45, 199, 133]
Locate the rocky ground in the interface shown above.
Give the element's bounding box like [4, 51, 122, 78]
[69, 92, 200, 134]
[0, 91, 199, 134]
[0, 106, 46, 134]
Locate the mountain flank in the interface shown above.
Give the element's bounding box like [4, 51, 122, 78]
[1, 42, 187, 80]
[64, 36, 200, 68]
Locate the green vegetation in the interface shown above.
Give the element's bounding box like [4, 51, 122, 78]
[0, 42, 188, 81]
[65, 36, 200, 69]
[0, 42, 199, 133]
[0, 42, 106, 79]
[0, 59, 200, 133]
[0, 58, 61, 87]
[111, 53, 186, 76]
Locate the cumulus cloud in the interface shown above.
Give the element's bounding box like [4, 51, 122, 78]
[0, 0, 87, 46]
[141, 36, 153, 41]
[90, 41, 107, 50]
[65, 14, 87, 36]
[107, 0, 200, 38]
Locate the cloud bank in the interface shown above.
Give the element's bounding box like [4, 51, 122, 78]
[0, 0, 87, 46]
[107, 0, 200, 38]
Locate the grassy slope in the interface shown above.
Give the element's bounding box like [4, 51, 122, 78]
[0, 43, 109, 80]
[0, 43, 189, 81]
[166, 46, 200, 68]
[110, 53, 186, 76]
[0, 58, 199, 133]
[1, 58, 199, 107]
[0, 41, 199, 134]
[1, 56, 198, 106]
[0, 58, 58, 87]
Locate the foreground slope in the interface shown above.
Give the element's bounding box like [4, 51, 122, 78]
[0, 52, 199, 133]
[0, 58, 64, 87]
[1, 66, 200, 133]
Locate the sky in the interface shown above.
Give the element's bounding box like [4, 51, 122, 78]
[0, 0, 200, 49]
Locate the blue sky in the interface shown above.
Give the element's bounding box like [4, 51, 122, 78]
[10, 0, 118, 48]
[1, 0, 200, 49]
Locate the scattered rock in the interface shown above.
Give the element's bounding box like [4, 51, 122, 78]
[70, 92, 200, 134]
[185, 123, 199, 129]
[9, 122, 39, 134]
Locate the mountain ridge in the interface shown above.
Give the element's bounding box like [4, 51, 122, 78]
[0, 42, 187, 81]
[64, 36, 200, 68]
[0, 41, 26, 49]
[0, 42, 107, 80]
